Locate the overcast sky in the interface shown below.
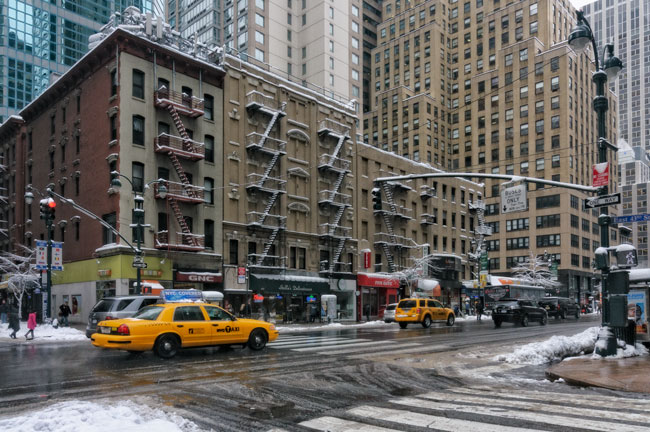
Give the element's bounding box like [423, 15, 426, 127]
[571, 0, 594, 9]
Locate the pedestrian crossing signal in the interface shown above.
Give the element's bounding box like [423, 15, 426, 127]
[372, 188, 382, 210]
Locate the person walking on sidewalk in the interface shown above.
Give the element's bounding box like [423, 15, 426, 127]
[8, 304, 20, 339]
[25, 310, 36, 340]
[59, 301, 72, 327]
[476, 301, 484, 321]
[364, 303, 371, 322]
[0, 299, 8, 325]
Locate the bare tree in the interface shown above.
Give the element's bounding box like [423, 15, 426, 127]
[511, 250, 561, 289]
[0, 245, 40, 314]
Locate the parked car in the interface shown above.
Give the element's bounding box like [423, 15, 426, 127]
[538, 297, 580, 320]
[491, 298, 548, 328]
[86, 296, 160, 338]
[395, 298, 455, 328]
[382, 303, 398, 323]
[91, 302, 278, 358]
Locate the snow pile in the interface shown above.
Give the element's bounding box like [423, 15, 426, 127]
[0, 400, 202, 432]
[592, 328, 649, 359]
[0, 322, 87, 341]
[495, 326, 600, 365]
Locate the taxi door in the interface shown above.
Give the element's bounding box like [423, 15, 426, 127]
[430, 300, 446, 321]
[172, 305, 212, 347]
[203, 305, 243, 344]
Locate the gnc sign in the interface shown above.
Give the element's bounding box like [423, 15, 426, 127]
[176, 271, 222, 283]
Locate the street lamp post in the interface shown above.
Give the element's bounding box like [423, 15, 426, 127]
[24, 188, 56, 319]
[569, 10, 623, 356]
[110, 172, 167, 295]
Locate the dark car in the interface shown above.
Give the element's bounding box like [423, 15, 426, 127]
[538, 297, 580, 320]
[85, 295, 160, 337]
[491, 298, 548, 328]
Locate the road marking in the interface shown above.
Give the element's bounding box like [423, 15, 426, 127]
[434, 390, 650, 423]
[346, 405, 547, 432]
[290, 339, 377, 352]
[268, 336, 351, 347]
[392, 396, 650, 432]
[350, 344, 451, 358]
[323, 342, 423, 356]
[300, 415, 399, 431]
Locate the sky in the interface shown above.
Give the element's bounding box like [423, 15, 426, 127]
[571, 0, 595, 9]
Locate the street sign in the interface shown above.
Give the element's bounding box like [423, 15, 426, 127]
[51, 242, 63, 271]
[592, 162, 609, 187]
[475, 225, 493, 236]
[238, 266, 247, 284]
[500, 184, 527, 213]
[480, 252, 488, 271]
[132, 261, 148, 269]
[614, 214, 650, 224]
[584, 192, 621, 209]
[35, 240, 47, 270]
[550, 262, 558, 281]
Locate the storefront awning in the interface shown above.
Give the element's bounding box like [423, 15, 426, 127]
[250, 273, 329, 294]
[142, 280, 164, 290]
[357, 272, 401, 288]
[415, 279, 441, 297]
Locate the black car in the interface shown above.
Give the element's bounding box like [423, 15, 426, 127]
[538, 297, 580, 320]
[491, 298, 548, 328]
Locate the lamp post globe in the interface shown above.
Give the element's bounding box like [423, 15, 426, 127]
[568, 23, 591, 53]
[603, 46, 623, 80]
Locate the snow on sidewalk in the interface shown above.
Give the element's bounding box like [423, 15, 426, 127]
[0, 400, 203, 432]
[0, 321, 87, 341]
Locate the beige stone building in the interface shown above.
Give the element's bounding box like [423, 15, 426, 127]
[365, 0, 620, 302]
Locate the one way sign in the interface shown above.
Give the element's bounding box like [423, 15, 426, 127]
[584, 192, 621, 209]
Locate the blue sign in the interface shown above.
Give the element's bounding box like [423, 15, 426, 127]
[614, 214, 650, 224]
[306, 295, 317, 303]
[161, 289, 203, 303]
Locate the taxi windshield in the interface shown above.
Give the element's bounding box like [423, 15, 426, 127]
[132, 305, 164, 320]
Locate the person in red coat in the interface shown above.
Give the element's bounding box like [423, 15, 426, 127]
[25, 311, 37, 340]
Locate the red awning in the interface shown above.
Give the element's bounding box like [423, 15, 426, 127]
[357, 273, 400, 289]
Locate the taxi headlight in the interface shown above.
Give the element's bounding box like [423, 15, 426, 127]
[269, 324, 276, 331]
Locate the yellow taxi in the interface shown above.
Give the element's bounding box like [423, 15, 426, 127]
[91, 302, 278, 358]
[394, 298, 455, 329]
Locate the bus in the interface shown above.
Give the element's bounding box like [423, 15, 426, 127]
[484, 276, 546, 309]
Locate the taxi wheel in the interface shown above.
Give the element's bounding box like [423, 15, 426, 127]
[398, 322, 408, 329]
[540, 314, 548, 326]
[248, 329, 268, 350]
[421, 316, 432, 328]
[155, 334, 180, 359]
[446, 314, 455, 327]
[493, 319, 502, 328]
[521, 314, 529, 327]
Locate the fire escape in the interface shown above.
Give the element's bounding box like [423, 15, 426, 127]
[245, 91, 287, 268]
[153, 87, 206, 251]
[373, 181, 413, 272]
[317, 119, 352, 274]
[468, 199, 491, 275]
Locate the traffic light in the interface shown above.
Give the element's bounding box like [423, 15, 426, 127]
[39, 198, 56, 220]
[132, 207, 145, 243]
[371, 187, 382, 210]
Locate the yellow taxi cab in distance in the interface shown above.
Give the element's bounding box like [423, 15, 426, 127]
[91, 302, 278, 358]
[394, 298, 455, 329]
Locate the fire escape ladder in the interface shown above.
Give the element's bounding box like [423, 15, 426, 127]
[333, 237, 346, 265]
[328, 133, 348, 165]
[381, 182, 398, 214]
[258, 191, 281, 225]
[260, 152, 281, 186]
[167, 105, 194, 152]
[381, 242, 396, 272]
[330, 171, 346, 199]
[168, 197, 191, 234]
[257, 228, 280, 266]
[331, 206, 346, 233]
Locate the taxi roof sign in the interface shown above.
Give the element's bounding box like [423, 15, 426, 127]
[161, 289, 204, 303]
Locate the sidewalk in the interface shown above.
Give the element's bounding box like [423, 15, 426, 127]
[546, 354, 650, 393]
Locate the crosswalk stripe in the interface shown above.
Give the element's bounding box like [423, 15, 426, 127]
[346, 405, 547, 432]
[300, 415, 399, 432]
[290, 340, 378, 352]
[424, 391, 650, 424]
[269, 339, 367, 350]
[451, 387, 650, 410]
[268, 337, 351, 347]
[349, 344, 451, 358]
[392, 396, 650, 432]
[323, 342, 423, 356]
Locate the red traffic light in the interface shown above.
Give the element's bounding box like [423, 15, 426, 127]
[47, 199, 56, 208]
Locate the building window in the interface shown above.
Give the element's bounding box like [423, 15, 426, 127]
[204, 220, 214, 249]
[255, 13, 265, 26]
[205, 135, 215, 163]
[132, 115, 145, 146]
[110, 69, 117, 96]
[132, 162, 144, 193]
[102, 213, 117, 245]
[132, 69, 145, 99]
[229, 239, 239, 265]
[204, 177, 214, 204]
[204, 94, 214, 120]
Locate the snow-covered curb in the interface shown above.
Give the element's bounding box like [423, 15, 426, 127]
[0, 322, 87, 341]
[275, 315, 484, 333]
[0, 400, 202, 432]
[591, 327, 650, 359]
[495, 326, 649, 365]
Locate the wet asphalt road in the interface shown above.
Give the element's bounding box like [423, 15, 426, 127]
[1, 314, 642, 431]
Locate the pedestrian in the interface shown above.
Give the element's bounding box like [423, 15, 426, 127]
[465, 300, 470, 316]
[0, 298, 8, 324]
[25, 310, 36, 340]
[8, 304, 20, 339]
[59, 301, 72, 327]
[364, 303, 371, 321]
[240, 299, 252, 318]
[309, 303, 318, 323]
[477, 302, 484, 321]
[226, 302, 235, 315]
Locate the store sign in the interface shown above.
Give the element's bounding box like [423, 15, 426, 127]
[238, 267, 246, 284]
[592, 162, 609, 187]
[253, 294, 264, 303]
[306, 295, 317, 303]
[357, 273, 400, 288]
[97, 269, 112, 277]
[176, 271, 222, 283]
[363, 251, 371, 269]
